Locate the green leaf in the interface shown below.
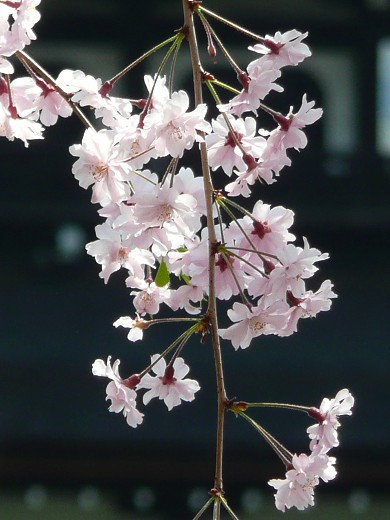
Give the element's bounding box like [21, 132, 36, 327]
[155, 260, 170, 287]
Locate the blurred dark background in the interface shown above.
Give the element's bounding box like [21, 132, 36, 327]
[0, 0, 389, 518]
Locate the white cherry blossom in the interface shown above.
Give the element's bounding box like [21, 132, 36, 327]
[113, 315, 150, 342]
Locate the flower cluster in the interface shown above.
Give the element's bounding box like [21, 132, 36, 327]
[268, 389, 354, 511]
[92, 354, 200, 425]
[0, 0, 41, 74]
[0, 2, 355, 515]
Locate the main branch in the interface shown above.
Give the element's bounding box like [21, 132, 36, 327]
[182, 0, 227, 505]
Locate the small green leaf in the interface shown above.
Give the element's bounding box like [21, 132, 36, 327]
[155, 260, 170, 287]
[180, 273, 192, 285]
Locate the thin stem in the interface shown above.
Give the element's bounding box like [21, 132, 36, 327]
[213, 498, 221, 520]
[192, 496, 214, 520]
[197, 9, 242, 76]
[206, 80, 249, 157]
[221, 496, 240, 520]
[107, 34, 179, 87]
[168, 34, 184, 95]
[247, 402, 312, 413]
[217, 199, 268, 273]
[138, 323, 199, 379]
[16, 50, 93, 130]
[239, 411, 293, 467]
[182, 0, 227, 498]
[220, 251, 252, 308]
[198, 6, 266, 43]
[139, 35, 184, 126]
[211, 79, 240, 96]
[225, 249, 266, 279]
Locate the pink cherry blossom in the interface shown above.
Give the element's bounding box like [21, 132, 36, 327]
[219, 60, 282, 117]
[206, 114, 266, 175]
[85, 222, 154, 284]
[92, 356, 144, 428]
[307, 389, 354, 452]
[249, 30, 311, 68]
[268, 452, 336, 512]
[145, 90, 211, 158]
[248, 237, 329, 302]
[130, 180, 200, 241]
[143, 74, 170, 112]
[138, 355, 200, 411]
[0, 102, 43, 146]
[168, 284, 204, 315]
[225, 149, 291, 196]
[282, 280, 337, 336]
[131, 281, 172, 316]
[69, 128, 132, 205]
[267, 94, 322, 153]
[12, 0, 41, 47]
[228, 200, 295, 256]
[219, 299, 289, 349]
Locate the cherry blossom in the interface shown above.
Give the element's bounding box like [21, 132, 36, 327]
[92, 356, 144, 428]
[0, 3, 352, 512]
[12, 0, 41, 47]
[143, 74, 170, 112]
[248, 238, 329, 303]
[0, 102, 43, 145]
[131, 281, 172, 316]
[227, 200, 295, 256]
[219, 60, 283, 116]
[69, 128, 132, 205]
[219, 299, 289, 349]
[206, 114, 266, 175]
[113, 315, 150, 342]
[130, 179, 201, 241]
[282, 280, 337, 336]
[307, 389, 355, 452]
[85, 222, 154, 284]
[145, 89, 211, 157]
[0, 0, 41, 70]
[268, 452, 336, 512]
[138, 355, 200, 410]
[249, 30, 311, 68]
[267, 94, 323, 153]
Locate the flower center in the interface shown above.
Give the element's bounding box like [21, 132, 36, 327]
[130, 139, 141, 156]
[92, 164, 108, 181]
[168, 122, 183, 141]
[251, 220, 271, 239]
[158, 203, 173, 223]
[224, 131, 244, 147]
[118, 246, 128, 264]
[249, 316, 265, 332]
